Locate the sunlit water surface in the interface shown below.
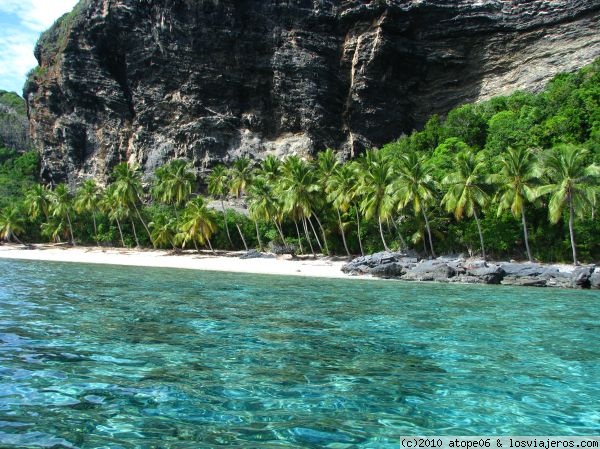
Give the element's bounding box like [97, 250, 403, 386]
[0, 259, 598, 448]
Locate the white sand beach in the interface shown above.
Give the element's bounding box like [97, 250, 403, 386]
[0, 244, 365, 280]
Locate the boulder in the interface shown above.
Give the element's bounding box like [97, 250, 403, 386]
[590, 268, 600, 289]
[402, 260, 456, 282]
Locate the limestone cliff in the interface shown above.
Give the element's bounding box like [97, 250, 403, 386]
[24, 0, 600, 184]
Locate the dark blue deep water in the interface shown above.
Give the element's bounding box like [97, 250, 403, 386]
[0, 259, 598, 448]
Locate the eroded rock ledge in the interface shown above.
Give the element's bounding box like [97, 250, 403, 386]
[342, 252, 600, 289]
[25, 0, 600, 185]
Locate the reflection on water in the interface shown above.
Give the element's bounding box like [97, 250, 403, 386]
[0, 259, 598, 448]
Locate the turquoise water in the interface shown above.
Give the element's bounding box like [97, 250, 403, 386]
[0, 260, 598, 448]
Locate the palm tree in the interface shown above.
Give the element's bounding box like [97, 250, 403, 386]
[0, 206, 25, 243]
[491, 147, 539, 262]
[49, 184, 76, 245]
[177, 196, 217, 252]
[207, 165, 234, 248]
[100, 185, 126, 247]
[228, 158, 253, 251]
[152, 159, 196, 210]
[356, 150, 396, 252]
[149, 212, 178, 249]
[112, 162, 152, 243]
[248, 176, 286, 247]
[393, 151, 438, 257]
[326, 164, 356, 256]
[258, 155, 282, 183]
[24, 184, 50, 222]
[279, 156, 321, 256]
[537, 144, 600, 265]
[229, 157, 253, 198]
[442, 150, 490, 259]
[75, 179, 102, 246]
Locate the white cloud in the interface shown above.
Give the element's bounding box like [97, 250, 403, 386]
[0, 0, 79, 93]
[0, 0, 79, 31]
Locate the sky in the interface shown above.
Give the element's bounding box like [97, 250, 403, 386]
[0, 0, 79, 95]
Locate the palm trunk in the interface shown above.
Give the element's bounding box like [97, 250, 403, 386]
[473, 208, 486, 260]
[221, 200, 234, 248]
[568, 198, 577, 265]
[115, 218, 125, 247]
[378, 217, 390, 251]
[66, 212, 75, 246]
[294, 219, 304, 254]
[130, 217, 140, 247]
[355, 207, 364, 256]
[337, 208, 350, 256]
[274, 220, 286, 243]
[134, 203, 152, 242]
[254, 220, 263, 251]
[391, 217, 407, 250]
[235, 223, 248, 251]
[207, 237, 215, 254]
[308, 216, 323, 253]
[303, 217, 316, 257]
[313, 214, 330, 255]
[92, 213, 99, 246]
[521, 207, 532, 262]
[422, 208, 435, 258]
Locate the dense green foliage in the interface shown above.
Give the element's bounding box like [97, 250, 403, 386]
[0, 91, 30, 152]
[3, 60, 600, 263]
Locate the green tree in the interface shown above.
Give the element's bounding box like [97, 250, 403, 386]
[75, 179, 102, 245]
[327, 163, 358, 256]
[0, 205, 25, 243]
[228, 158, 253, 251]
[152, 159, 195, 209]
[538, 144, 600, 264]
[149, 212, 178, 249]
[207, 165, 234, 248]
[112, 162, 152, 244]
[356, 150, 397, 252]
[49, 184, 75, 245]
[491, 147, 539, 262]
[248, 176, 286, 247]
[279, 156, 321, 256]
[393, 151, 438, 257]
[442, 150, 490, 259]
[24, 184, 51, 222]
[177, 197, 217, 252]
[100, 185, 126, 247]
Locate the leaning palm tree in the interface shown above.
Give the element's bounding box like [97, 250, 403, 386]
[75, 179, 102, 246]
[112, 162, 152, 243]
[248, 176, 286, 248]
[100, 185, 126, 247]
[537, 144, 600, 265]
[49, 184, 76, 245]
[149, 212, 178, 249]
[0, 206, 25, 243]
[442, 150, 490, 259]
[491, 147, 539, 262]
[152, 159, 196, 210]
[326, 164, 356, 256]
[228, 158, 254, 251]
[177, 196, 217, 253]
[207, 165, 234, 248]
[393, 151, 438, 257]
[279, 155, 321, 256]
[24, 184, 51, 222]
[356, 150, 396, 252]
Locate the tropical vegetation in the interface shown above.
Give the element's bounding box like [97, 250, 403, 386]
[2, 59, 599, 263]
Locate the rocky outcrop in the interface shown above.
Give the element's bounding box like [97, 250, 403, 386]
[24, 0, 600, 184]
[0, 91, 30, 152]
[342, 252, 598, 288]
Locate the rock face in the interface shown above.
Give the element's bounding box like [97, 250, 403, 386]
[24, 0, 600, 184]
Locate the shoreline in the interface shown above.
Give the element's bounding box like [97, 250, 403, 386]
[0, 244, 365, 280]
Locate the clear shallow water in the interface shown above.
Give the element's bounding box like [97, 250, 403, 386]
[0, 260, 598, 448]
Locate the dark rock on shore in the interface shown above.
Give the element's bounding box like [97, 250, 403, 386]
[341, 252, 599, 289]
